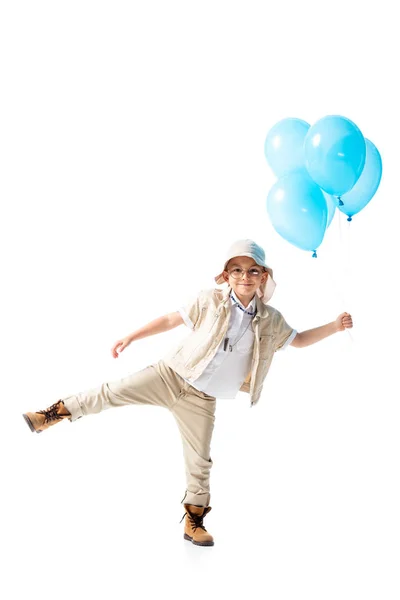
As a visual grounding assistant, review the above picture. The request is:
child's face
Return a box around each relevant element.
[222,256,268,304]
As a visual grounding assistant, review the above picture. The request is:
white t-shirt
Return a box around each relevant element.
[178,290,257,399]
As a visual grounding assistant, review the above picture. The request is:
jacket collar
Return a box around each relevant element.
[254,293,269,319]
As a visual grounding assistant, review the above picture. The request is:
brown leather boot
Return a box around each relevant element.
[180,504,214,546]
[22,400,72,433]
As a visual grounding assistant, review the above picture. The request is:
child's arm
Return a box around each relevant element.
[290,312,353,348]
[129,312,184,341]
[111,312,184,358]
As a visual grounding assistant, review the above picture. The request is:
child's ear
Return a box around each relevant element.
[222,270,229,283]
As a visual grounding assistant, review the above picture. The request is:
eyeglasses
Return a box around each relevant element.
[227,267,265,279]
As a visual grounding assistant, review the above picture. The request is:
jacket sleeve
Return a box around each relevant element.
[178,291,204,330]
[274,310,298,351]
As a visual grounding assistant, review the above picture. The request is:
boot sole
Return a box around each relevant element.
[22,414,42,433]
[184,533,214,546]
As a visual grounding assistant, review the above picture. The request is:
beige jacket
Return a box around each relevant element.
[163,286,296,408]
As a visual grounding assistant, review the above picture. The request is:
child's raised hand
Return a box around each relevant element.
[335,312,353,332]
[111,336,132,358]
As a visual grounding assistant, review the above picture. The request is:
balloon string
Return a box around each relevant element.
[346,217,354,341]
[337,210,354,343]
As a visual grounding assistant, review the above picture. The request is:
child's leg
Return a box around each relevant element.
[62,361,181,421]
[170,378,216,508]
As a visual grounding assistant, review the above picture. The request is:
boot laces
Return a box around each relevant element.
[179,509,208,532]
[37,401,64,423]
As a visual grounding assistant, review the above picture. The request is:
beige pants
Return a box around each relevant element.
[62,359,216,507]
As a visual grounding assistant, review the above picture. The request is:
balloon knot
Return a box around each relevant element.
[312,250,317,258]
[347,216,352,222]
[338,197,344,206]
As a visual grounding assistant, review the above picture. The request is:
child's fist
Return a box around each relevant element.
[335,312,353,332]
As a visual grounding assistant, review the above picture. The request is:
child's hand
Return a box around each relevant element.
[111,336,132,358]
[335,312,353,332]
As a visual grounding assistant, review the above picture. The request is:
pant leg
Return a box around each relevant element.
[62,361,181,422]
[61,358,216,507]
[170,378,216,508]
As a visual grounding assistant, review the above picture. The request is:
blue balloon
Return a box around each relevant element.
[338,139,382,221]
[304,115,366,197]
[322,191,337,228]
[267,169,328,256]
[264,118,310,177]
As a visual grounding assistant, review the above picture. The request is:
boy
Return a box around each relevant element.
[22,239,353,547]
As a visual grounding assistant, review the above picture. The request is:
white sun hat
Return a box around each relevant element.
[214,239,277,304]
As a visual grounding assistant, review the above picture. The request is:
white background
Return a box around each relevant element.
[1,1,399,599]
